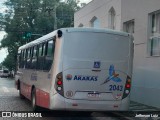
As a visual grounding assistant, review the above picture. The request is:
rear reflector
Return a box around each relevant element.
[72,103,78,106]
[114,105,118,108]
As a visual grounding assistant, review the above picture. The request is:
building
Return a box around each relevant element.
[74,0,160,108]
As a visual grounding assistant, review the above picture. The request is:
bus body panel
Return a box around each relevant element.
[50,93,129,111]
[63,67,127,101]
[15,28,133,111]
[62,32,132,105]
[15,31,59,109]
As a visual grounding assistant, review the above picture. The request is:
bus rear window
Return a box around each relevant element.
[64,32,129,61]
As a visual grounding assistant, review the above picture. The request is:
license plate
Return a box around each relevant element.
[88,93,100,98]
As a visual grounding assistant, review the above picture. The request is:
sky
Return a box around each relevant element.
[0,0,92,63]
[0,0,8,63]
[79,0,92,4]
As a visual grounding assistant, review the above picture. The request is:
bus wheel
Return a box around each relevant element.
[19,83,25,99]
[31,88,38,111]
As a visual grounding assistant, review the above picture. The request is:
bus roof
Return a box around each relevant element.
[66,27,130,36]
[19,27,130,50]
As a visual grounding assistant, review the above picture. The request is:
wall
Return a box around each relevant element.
[74,0,160,108]
[121,0,160,108]
[74,0,122,30]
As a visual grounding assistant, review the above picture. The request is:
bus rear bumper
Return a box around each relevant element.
[50,94,129,111]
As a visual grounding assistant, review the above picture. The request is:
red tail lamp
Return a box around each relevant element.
[57,80,62,85]
[126,84,131,88]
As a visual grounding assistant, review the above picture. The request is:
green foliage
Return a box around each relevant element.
[1,53,16,71]
[0,0,80,70]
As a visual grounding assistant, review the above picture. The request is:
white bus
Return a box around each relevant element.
[15,28,133,111]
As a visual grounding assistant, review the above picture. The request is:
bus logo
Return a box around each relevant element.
[73,75,98,81]
[66,74,72,80]
[94,61,101,68]
[101,65,122,85]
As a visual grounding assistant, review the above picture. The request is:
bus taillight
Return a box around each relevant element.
[122,76,131,99]
[126,84,131,88]
[57,80,62,85]
[55,72,64,96]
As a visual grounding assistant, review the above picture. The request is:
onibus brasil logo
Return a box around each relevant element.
[101,65,122,85]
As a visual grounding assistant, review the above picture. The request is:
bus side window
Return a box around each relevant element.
[27,47,32,69]
[26,48,29,69]
[42,43,46,56]
[18,50,22,68]
[43,40,55,71]
[37,43,45,70]
[21,50,25,68]
[31,45,38,69]
[47,40,54,57]
[37,44,41,70]
[24,49,28,68]
[17,50,22,68]
[38,44,43,57]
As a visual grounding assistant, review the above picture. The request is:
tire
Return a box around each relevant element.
[31,88,39,111]
[19,83,25,99]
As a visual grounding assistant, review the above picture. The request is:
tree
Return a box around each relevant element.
[0,0,80,71]
[1,54,16,71]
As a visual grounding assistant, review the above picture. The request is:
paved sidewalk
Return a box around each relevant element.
[129,101,160,111]
[112,101,160,120]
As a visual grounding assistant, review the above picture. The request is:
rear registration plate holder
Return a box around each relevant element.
[88,93,100,98]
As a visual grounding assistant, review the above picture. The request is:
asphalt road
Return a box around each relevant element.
[0,77,122,120]
[0,77,159,120]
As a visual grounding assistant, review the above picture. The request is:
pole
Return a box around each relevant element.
[54,5,57,30]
